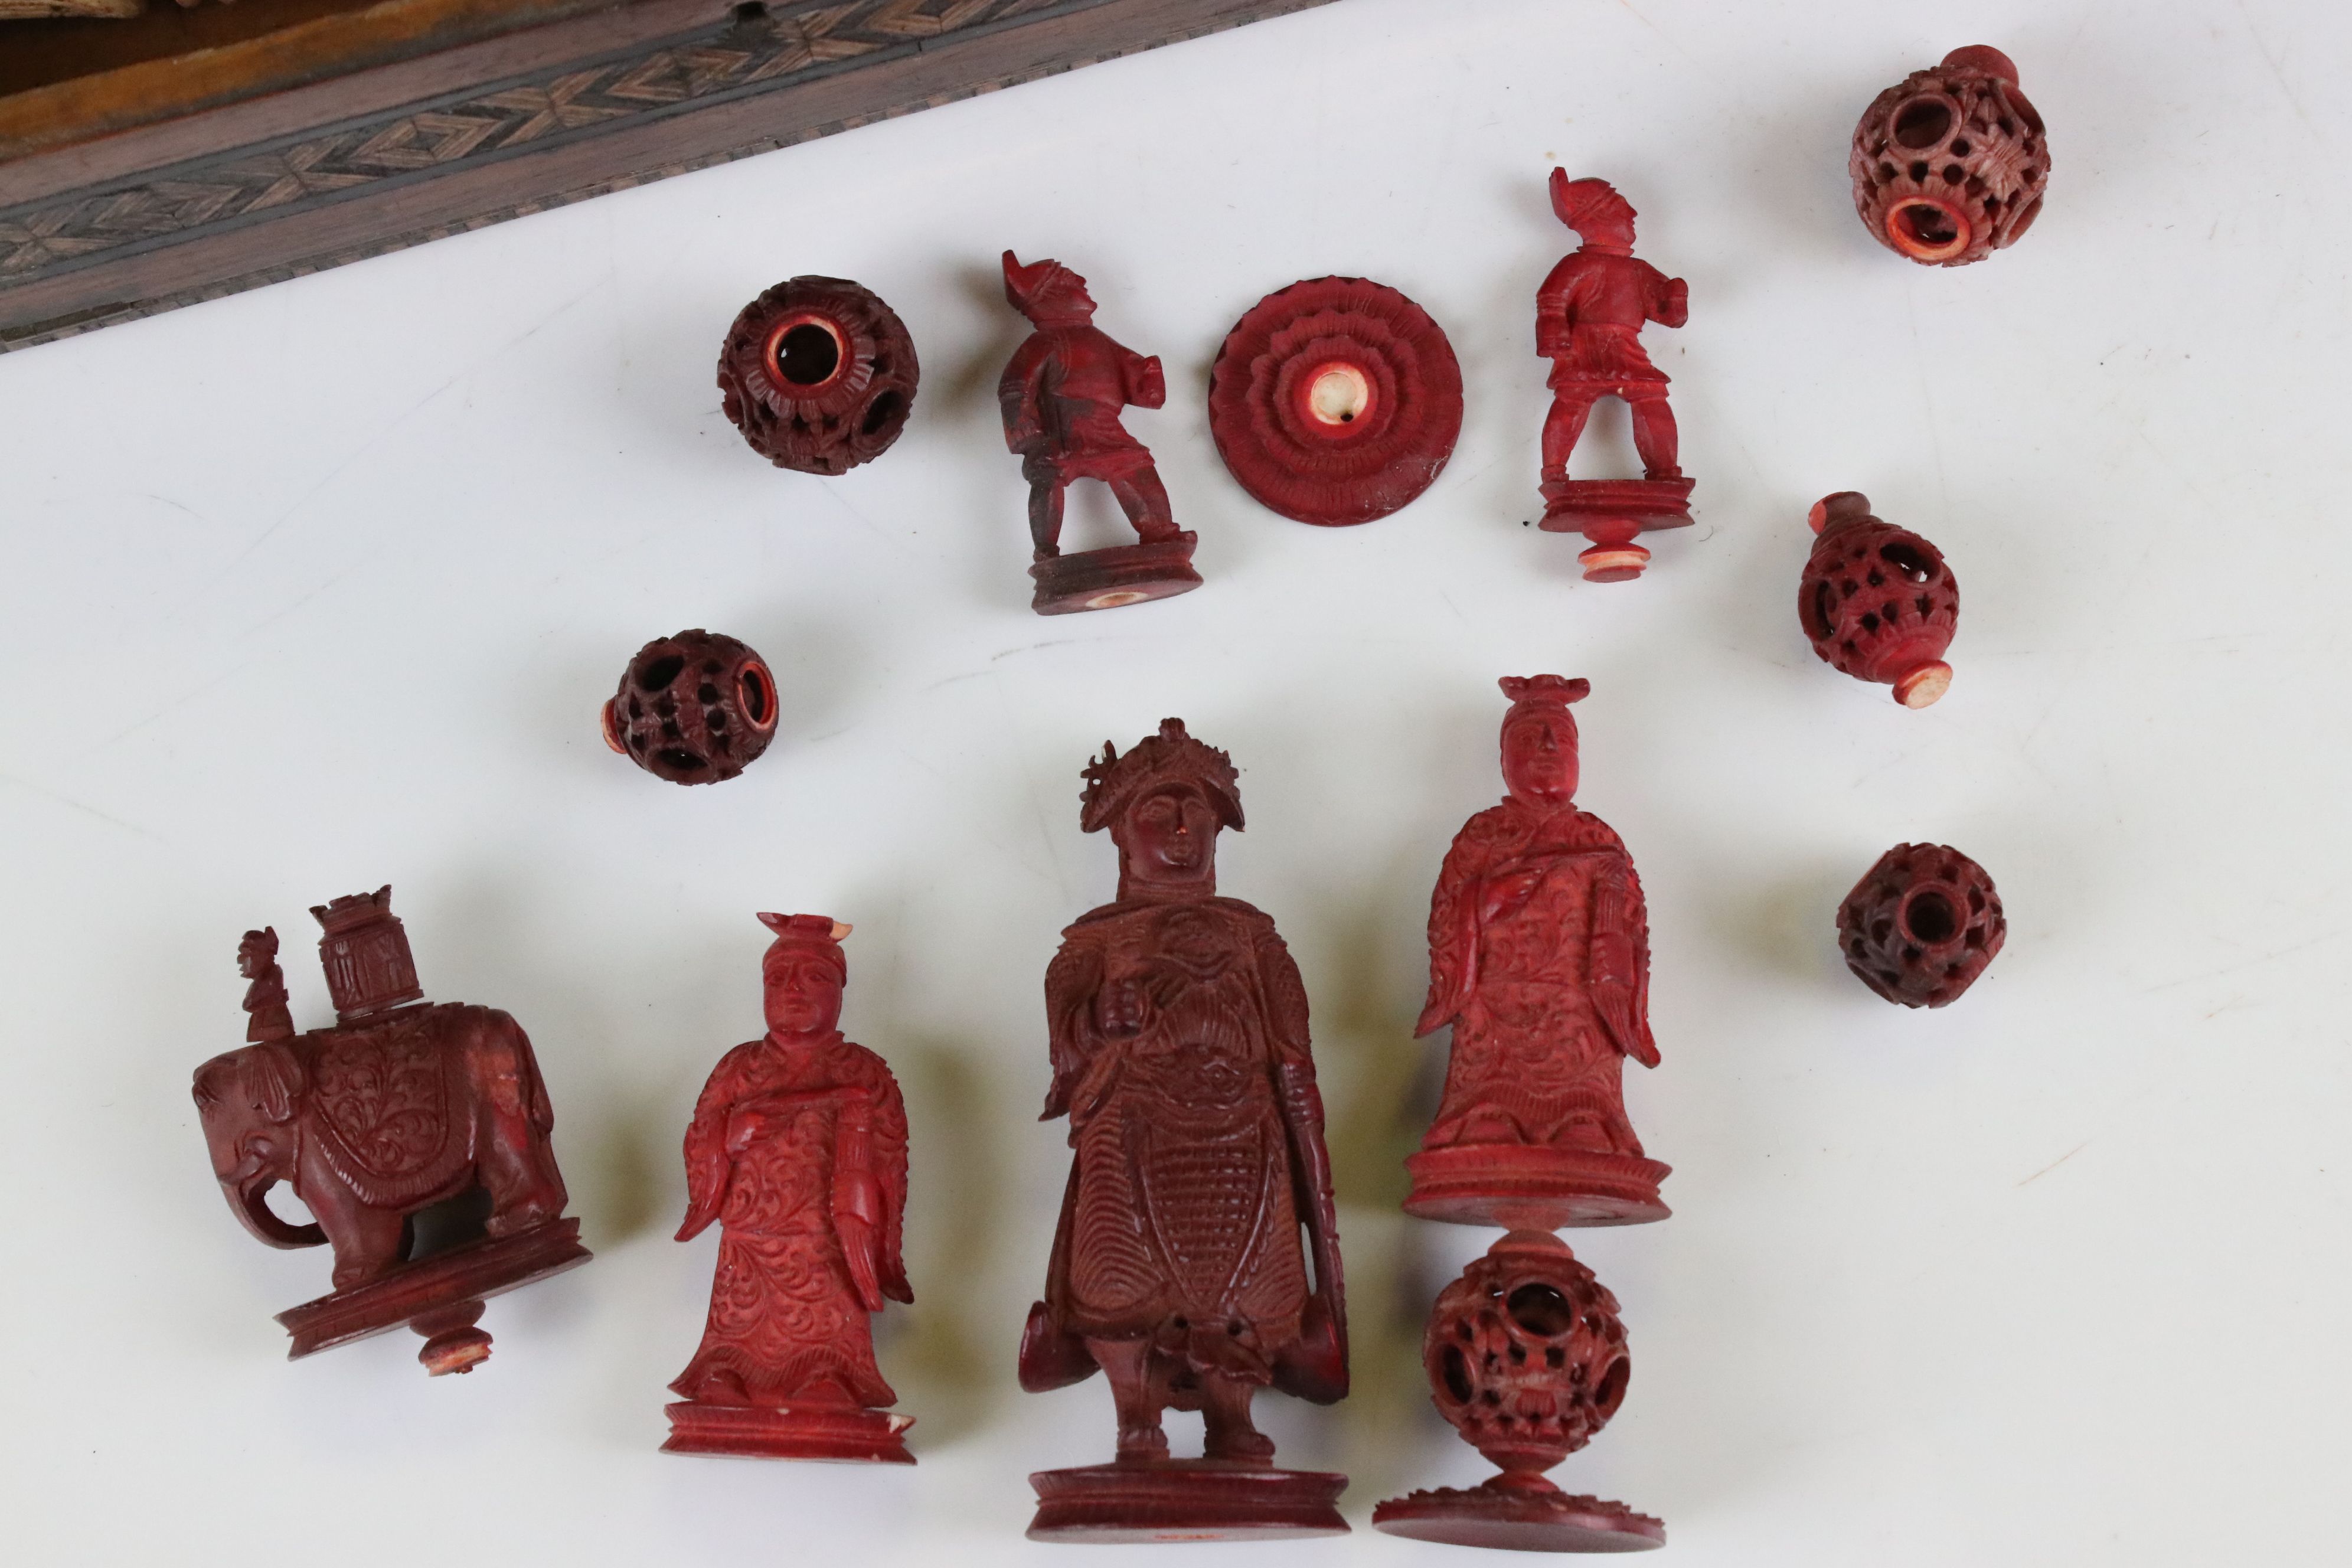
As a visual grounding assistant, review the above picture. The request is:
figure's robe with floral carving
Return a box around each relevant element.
[1416,798,1660,1156]
[1035,896,1336,1395]
[672,1033,907,1409]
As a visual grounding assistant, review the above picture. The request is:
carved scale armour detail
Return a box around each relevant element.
[308,1004,469,1208]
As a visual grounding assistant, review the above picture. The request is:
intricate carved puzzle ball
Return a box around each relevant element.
[1850,46,2051,266]
[1837,842,2007,1007]
[602,629,778,785]
[718,276,919,475]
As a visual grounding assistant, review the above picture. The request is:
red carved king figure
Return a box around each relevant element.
[665,914,916,1464]
[1404,677,1670,1228]
[1020,719,1349,1541]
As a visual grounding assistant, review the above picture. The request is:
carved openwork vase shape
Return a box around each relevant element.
[1799,492,1959,707]
[718,276,919,473]
[1838,844,2007,1007]
[1207,276,1464,526]
[603,629,779,785]
[1851,46,2050,266]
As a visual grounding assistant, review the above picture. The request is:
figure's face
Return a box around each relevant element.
[1502,713,1580,805]
[763,952,844,1037]
[1119,785,1221,886]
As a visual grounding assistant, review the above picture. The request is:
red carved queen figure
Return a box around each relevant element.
[1404,677,1670,1229]
[1019,720,1350,1541]
[664,914,916,1464]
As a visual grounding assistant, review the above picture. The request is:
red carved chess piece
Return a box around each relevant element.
[1838,844,2007,1007]
[1799,491,1961,707]
[602,629,779,785]
[191,888,589,1374]
[1020,720,1349,1540]
[1373,1231,1663,1551]
[1377,678,1665,1549]
[1403,678,1670,1229]
[1536,174,1694,583]
[718,276,919,473]
[665,915,916,1463]
[1851,47,2050,266]
[999,252,1201,616]
[1207,276,1463,527]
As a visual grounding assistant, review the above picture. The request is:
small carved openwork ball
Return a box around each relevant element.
[1799,491,1959,707]
[1207,276,1462,526]
[1851,46,2050,266]
[1838,843,2007,1007]
[1423,1233,1628,1480]
[602,630,778,786]
[717,276,919,475]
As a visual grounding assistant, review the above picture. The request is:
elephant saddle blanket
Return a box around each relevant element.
[307,1003,465,1206]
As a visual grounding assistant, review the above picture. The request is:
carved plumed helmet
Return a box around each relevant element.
[1002,250,1095,322]
[1548,171,1638,238]
[1500,673,1590,728]
[758,912,850,983]
[1080,718,1244,835]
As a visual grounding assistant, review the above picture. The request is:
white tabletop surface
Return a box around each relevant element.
[4,1,2346,1562]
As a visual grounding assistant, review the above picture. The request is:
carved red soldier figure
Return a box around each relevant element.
[1020,720,1348,1540]
[1405,678,1669,1228]
[999,251,1201,616]
[191,888,589,1374]
[665,915,914,1462]
[1535,173,1696,582]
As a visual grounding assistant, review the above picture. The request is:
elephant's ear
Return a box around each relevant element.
[246,1042,304,1123]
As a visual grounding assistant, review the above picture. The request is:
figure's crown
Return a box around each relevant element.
[1500,674,1592,710]
[757,912,850,978]
[310,884,397,935]
[309,884,422,1021]
[1080,718,1244,834]
[1549,171,1638,234]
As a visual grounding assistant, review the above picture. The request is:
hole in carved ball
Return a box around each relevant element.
[1893,97,1953,149]
[1951,138,1972,157]
[1880,541,1936,583]
[1440,1344,1474,1404]
[1305,362,1371,427]
[1505,1282,1576,1338]
[861,390,904,437]
[1804,580,1837,639]
[656,748,706,775]
[636,654,685,692]
[1892,202,1964,254]
[1593,1355,1629,1416]
[739,666,773,727]
[775,322,842,387]
[1904,890,1959,945]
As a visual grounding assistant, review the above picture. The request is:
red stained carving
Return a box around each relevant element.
[1535,173,1694,582]
[718,276,919,474]
[191,888,588,1374]
[602,629,779,785]
[1406,677,1670,1230]
[999,251,1201,616]
[1851,47,2050,266]
[1799,491,1960,707]
[1373,1231,1663,1551]
[665,915,916,1463]
[1019,720,1349,1541]
[1838,844,2007,1007]
[1207,276,1463,527]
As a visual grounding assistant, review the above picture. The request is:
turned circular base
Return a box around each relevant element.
[1029,535,1202,616]
[662,1402,914,1464]
[1893,661,1953,707]
[1405,1143,1671,1229]
[1027,1462,1348,1543]
[1577,542,1651,583]
[1373,1486,1664,1553]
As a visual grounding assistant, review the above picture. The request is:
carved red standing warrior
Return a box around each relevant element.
[1799,491,1960,707]
[665,915,915,1463]
[1406,677,1670,1229]
[1534,174,1695,583]
[1020,720,1349,1541]
[191,888,589,1374]
[999,252,1201,616]
[1851,47,2050,266]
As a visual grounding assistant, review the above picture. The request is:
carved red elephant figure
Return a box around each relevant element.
[192,1001,570,1292]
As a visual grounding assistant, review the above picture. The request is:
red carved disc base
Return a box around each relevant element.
[1373,1481,1664,1553]
[663,1402,914,1464]
[274,1217,591,1371]
[1030,534,1202,616]
[1404,1145,1671,1229]
[1027,1462,1349,1543]
[1540,478,1695,583]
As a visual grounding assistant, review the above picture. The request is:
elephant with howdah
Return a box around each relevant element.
[193,1001,569,1292]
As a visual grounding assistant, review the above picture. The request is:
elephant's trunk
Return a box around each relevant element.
[225,1162,326,1249]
